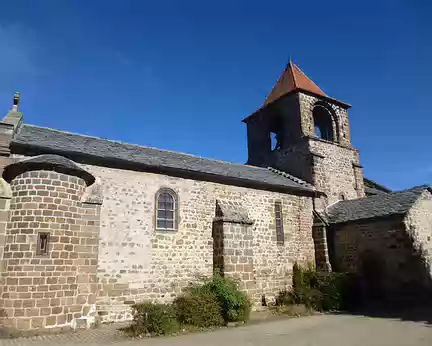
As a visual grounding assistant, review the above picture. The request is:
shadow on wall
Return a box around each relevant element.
[345,230,432,325]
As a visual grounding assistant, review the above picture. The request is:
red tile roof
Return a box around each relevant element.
[242,61,351,123]
[264,61,327,106]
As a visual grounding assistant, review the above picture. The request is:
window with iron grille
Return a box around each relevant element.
[36,232,50,256]
[275,201,284,244]
[155,188,178,231]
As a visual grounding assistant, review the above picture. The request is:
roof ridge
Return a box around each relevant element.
[326,184,429,224]
[289,61,298,89]
[292,62,326,96]
[267,167,315,190]
[22,124,244,164]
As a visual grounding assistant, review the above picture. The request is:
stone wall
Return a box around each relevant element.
[245,93,302,166]
[213,221,257,300]
[270,142,313,184]
[270,137,363,206]
[331,214,432,302]
[309,138,364,204]
[0,167,100,331]
[79,164,315,320]
[331,216,405,274]
[404,190,432,284]
[312,223,331,272]
[298,93,351,146]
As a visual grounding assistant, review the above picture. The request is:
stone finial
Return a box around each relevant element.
[12,92,20,111]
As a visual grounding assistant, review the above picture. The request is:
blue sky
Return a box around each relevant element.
[0,0,431,191]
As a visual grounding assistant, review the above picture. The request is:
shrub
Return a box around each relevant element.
[318,272,349,311]
[174,285,224,328]
[275,304,314,317]
[202,275,251,323]
[293,262,318,290]
[275,289,295,306]
[323,272,359,310]
[277,262,354,312]
[294,286,324,310]
[125,302,179,337]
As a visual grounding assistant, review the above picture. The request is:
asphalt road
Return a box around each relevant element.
[2,314,432,346]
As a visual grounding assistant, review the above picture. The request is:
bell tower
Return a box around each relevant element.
[244,61,365,206]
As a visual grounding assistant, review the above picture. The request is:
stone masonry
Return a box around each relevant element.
[244,89,365,208]
[83,164,315,322]
[213,200,257,300]
[331,205,432,303]
[404,190,432,285]
[0,156,102,331]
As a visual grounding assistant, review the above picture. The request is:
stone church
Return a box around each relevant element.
[0,61,431,331]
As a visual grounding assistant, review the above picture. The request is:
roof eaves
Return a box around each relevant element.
[329,211,408,225]
[11,126,317,196]
[242,89,351,123]
[327,185,430,225]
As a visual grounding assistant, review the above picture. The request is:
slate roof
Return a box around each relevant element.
[3,154,95,185]
[363,177,392,196]
[327,185,430,224]
[10,124,315,194]
[364,186,389,196]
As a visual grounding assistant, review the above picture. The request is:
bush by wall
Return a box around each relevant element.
[174,285,224,328]
[202,274,251,323]
[318,272,354,311]
[124,302,179,337]
[276,262,354,312]
[124,275,252,337]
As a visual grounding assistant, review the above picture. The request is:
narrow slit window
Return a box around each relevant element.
[275,201,284,244]
[37,232,50,256]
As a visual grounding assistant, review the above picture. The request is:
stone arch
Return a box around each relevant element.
[312,101,340,143]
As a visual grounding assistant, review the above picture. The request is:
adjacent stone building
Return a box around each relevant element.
[0,61,431,331]
[327,185,432,303]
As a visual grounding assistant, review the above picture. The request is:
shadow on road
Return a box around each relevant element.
[334,304,432,325]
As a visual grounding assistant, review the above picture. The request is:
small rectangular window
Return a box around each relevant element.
[275,201,284,245]
[36,232,50,256]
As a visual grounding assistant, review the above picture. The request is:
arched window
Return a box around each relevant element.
[313,105,334,142]
[155,188,178,231]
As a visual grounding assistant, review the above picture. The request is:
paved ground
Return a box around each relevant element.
[1,314,431,346]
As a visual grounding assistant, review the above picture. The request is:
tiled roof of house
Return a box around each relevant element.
[264,61,326,106]
[327,185,430,224]
[11,124,316,194]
